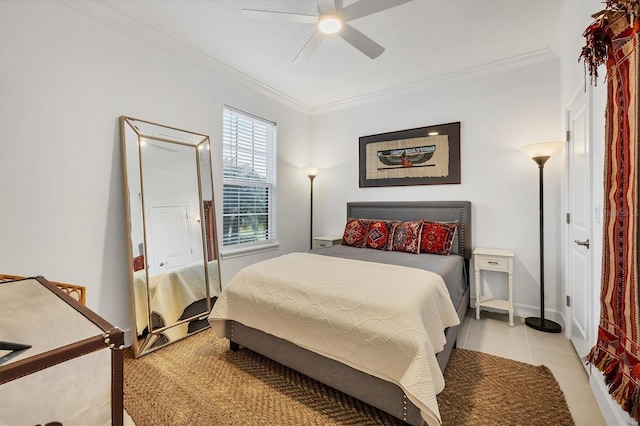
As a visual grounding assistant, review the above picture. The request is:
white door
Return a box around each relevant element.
[567,85,593,362]
[149,204,193,273]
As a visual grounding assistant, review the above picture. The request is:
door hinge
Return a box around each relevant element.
[566,130,571,142]
[566,295,571,307]
[566,213,571,224]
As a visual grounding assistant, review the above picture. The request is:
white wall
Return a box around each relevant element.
[309,59,565,321]
[0,0,311,333]
[555,0,606,344]
[557,0,607,329]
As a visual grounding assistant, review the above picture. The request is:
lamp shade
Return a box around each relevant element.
[304,167,320,178]
[521,142,564,160]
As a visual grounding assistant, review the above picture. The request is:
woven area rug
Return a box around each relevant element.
[124,328,574,425]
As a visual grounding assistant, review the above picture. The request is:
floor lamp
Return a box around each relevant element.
[521,141,564,333]
[304,167,319,250]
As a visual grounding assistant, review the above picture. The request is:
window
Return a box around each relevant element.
[222,107,277,249]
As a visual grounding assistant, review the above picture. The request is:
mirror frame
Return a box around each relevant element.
[119,116,221,357]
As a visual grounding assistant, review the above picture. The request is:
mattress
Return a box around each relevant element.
[209,252,460,425]
[311,244,467,309]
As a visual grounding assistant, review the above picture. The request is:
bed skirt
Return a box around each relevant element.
[224,285,469,426]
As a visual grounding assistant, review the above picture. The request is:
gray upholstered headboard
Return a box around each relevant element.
[346,201,473,259]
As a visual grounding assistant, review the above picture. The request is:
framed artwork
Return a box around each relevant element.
[359,121,461,187]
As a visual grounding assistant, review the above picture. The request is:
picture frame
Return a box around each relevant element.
[359,121,461,187]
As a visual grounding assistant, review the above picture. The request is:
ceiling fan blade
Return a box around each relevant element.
[316,0,335,15]
[241,9,318,24]
[294,31,324,64]
[340,0,413,22]
[334,0,344,13]
[339,24,385,59]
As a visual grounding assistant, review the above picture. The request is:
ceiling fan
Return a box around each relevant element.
[241,0,413,63]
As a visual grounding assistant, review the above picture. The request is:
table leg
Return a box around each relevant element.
[508,272,514,327]
[475,268,481,320]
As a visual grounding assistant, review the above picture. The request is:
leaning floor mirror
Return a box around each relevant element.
[119,116,221,357]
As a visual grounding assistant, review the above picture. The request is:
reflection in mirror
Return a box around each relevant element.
[120,117,221,357]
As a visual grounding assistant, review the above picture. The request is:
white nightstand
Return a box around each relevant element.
[473,247,515,326]
[313,235,342,249]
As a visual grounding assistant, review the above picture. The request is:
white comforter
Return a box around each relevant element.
[208,253,460,425]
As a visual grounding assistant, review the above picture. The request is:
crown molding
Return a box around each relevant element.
[309,48,559,115]
[59,0,312,115]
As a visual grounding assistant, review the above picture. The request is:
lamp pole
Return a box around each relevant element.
[521,141,563,333]
[304,167,319,250]
[308,174,315,250]
[524,156,561,332]
[537,159,546,327]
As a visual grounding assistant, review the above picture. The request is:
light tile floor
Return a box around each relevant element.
[460,309,607,426]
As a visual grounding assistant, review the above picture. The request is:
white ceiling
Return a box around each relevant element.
[76,0,568,111]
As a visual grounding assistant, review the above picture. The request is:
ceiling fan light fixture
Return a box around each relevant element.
[318,15,342,34]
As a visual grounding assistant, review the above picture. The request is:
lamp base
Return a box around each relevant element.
[525,317,562,333]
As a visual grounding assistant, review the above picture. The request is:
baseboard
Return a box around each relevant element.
[470,298,565,328]
[590,368,636,426]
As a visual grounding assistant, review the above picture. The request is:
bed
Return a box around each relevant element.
[208,201,472,426]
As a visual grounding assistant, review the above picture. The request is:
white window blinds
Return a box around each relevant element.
[222,107,277,248]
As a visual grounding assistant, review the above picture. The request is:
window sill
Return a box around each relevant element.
[220,241,280,260]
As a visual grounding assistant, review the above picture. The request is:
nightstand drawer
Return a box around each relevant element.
[476,256,509,271]
[316,240,337,248]
[313,236,342,249]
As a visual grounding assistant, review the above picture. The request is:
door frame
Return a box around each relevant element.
[563,82,595,361]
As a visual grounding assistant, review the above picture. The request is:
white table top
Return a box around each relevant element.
[0,279,102,365]
[473,247,515,257]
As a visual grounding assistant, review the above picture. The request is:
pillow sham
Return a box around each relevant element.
[342,217,372,248]
[365,219,396,250]
[420,221,458,255]
[390,220,423,254]
[133,255,145,272]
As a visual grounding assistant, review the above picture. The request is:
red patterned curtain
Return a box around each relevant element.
[581,1,639,421]
[203,200,217,262]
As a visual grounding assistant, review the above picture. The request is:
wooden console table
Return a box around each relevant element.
[0,276,123,425]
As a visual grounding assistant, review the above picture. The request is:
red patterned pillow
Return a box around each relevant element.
[342,217,372,248]
[420,222,458,255]
[133,255,145,272]
[366,220,396,250]
[390,220,423,254]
